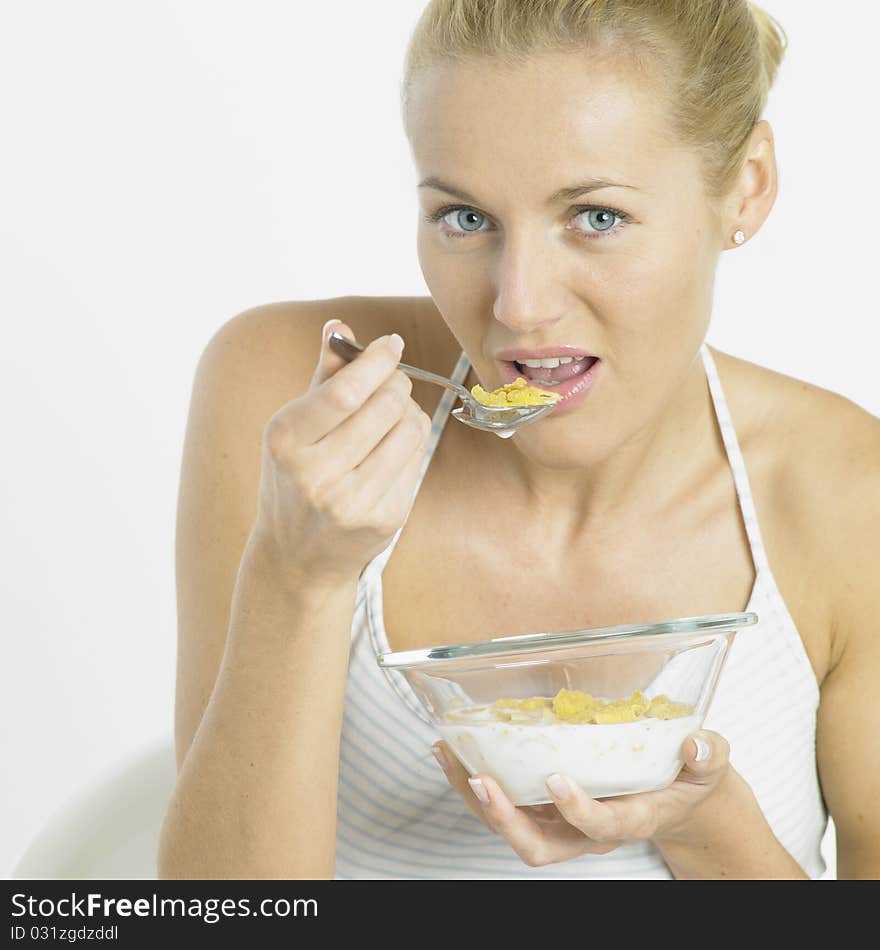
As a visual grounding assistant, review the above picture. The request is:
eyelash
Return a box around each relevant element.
[423,203,630,241]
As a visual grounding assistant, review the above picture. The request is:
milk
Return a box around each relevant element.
[439,711,702,805]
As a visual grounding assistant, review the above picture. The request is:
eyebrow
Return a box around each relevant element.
[418,176,638,205]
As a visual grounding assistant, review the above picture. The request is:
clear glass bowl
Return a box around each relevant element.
[377,612,756,805]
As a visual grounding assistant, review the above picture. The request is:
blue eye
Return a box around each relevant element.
[578,208,618,234]
[448,208,486,232]
[423,204,629,240]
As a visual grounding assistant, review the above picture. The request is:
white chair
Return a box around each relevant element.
[10,738,176,880]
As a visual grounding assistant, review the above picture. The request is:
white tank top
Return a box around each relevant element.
[333,344,829,879]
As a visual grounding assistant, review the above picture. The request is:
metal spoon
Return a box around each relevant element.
[328,332,559,438]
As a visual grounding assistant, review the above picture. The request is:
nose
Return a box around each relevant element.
[492,233,566,335]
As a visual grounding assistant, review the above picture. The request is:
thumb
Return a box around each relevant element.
[677,729,730,787]
[310,318,355,388]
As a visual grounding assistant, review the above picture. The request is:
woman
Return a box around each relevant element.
[158,0,879,879]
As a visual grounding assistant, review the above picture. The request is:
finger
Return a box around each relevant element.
[521,803,565,825]
[299,324,405,445]
[306,388,426,520]
[433,741,543,847]
[544,773,645,846]
[308,318,349,388]
[676,729,730,787]
[431,742,494,827]
[360,407,433,519]
[435,743,597,867]
[329,377,424,474]
[475,771,610,866]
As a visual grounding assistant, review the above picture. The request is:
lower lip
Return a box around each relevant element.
[497,357,601,416]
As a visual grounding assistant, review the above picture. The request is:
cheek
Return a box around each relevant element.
[589,228,713,422]
[417,231,488,326]
[415,232,473,341]
[595,228,714,347]
[416,227,438,283]
[417,228,467,298]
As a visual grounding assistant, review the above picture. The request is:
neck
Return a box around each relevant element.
[470,348,716,552]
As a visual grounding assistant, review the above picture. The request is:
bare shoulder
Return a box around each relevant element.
[711,346,880,667]
[201,294,450,414]
[709,345,879,490]
[202,295,421,378]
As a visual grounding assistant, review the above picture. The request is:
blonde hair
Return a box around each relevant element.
[401,0,787,205]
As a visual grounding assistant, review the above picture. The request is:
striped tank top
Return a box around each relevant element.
[333,343,829,879]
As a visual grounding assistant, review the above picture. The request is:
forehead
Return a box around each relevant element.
[407,51,686,198]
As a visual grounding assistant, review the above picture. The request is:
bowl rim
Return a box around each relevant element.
[376,611,758,670]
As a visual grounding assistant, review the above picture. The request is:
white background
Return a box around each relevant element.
[2,0,876,878]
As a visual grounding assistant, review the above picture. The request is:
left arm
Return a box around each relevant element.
[811,402,880,879]
[659,394,880,879]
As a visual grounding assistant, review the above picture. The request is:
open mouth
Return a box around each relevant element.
[510,355,599,387]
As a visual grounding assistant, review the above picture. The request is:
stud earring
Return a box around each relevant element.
[733,230,746,245]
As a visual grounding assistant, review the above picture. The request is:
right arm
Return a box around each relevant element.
[156,302,432,879]
[158,540,360,879]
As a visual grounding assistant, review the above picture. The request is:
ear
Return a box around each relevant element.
[722,119,779,248]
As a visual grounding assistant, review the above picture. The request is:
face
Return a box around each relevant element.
[408,50,726,465]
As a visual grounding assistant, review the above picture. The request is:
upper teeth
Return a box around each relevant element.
[516,356,584,368]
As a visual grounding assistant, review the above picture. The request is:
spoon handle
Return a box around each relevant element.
[328,332,471,401]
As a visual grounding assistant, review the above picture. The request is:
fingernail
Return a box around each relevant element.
[693,735,711,762]
[546,773,571,800]
[431,744,449,771]
[468,777,490,804]
[387,333,405,357]
[322,318,342,342]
